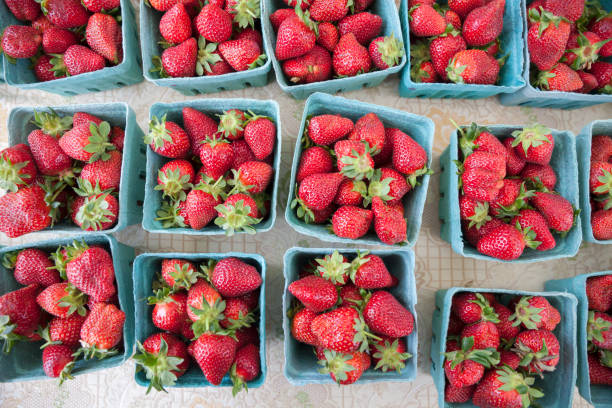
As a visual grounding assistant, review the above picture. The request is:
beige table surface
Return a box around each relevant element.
[1,6,612,404]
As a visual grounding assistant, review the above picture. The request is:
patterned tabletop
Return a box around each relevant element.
[0,8,611,403]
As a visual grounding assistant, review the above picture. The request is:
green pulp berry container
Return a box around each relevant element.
[0,0,19,83]
[7,102,146,236]
[142,98,281,235]
[439,124,582,262]
[3,0,143,96]
[133,252,267,389]
[285,92,433,247]
[431,287,578,408]
[0,234,136,383]
[283,247,418,385]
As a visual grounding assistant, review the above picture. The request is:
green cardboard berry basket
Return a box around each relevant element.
[439,124,582,262]
[285,92,433,247]
[3,0,143,96]
[142,98,281,235]
[282,247,418,384]
[431,287,577,408]
[0,234,135,382]
[133,252,267,389]
[7,102,146,236]
[0,0,19,83]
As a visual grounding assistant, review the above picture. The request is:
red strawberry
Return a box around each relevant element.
[309,205,336,224]
[308,114,354,145]
[510,295,560,331]
[364,290,414,337]
[589,61,612,93]
[312,250,351,285]
[230,344,260,395]
[412,60,439,83]
[592,135,612,162]
[461,150,506,201]
[155,37,197,77]
[270,8,296,31]
[70,192,118,231]
[149,0,180,11]
[448,0,486,19]
[511,124,554,165]
[244,114,275,160]
[531,191,575,232]
[317,22,338,51]
[58,121,113,162]
[82,0,120,12]
[160,258,199,290]
[348,113,385,153]
[319,350,371,384]
[462,0,505,47]
[410,4,446,37]
[1,25,42,58]
[275,12,317,61]
[186,278,222,324]
[353,0,374,12]
[42,344,75,381]
[36,282,86,318]
[196,4,232,43]
[444,337,499,388]
[86,13,122,63]
[156,159,195,200]
[296,146,334,183]
[463,218,505,247]
[231,161,273,195]
[43,314,87,348]
[332,205,373,239]
[235,28,262,48]
[536,63,583,92]
[513,329,560,374]
[42,28,77,54]
[477,223,525,260]
[0,285,42,346]
[338,12,382,45]
[230,141,256,170]
[590,16,612,57]
[234,326,259,349]
[214,193,261,235]
[11,248,59,287]
[586,274,612,312]
[587,311,612,350]
[445,9,462,29]
[66,245,115,302]
[588,353,612,385]
[579,69,601,93]
[149,290,189,334]
[389,128,428,179]
[527,9,571,71]
[199,136,233,180]
[429,31,467,79]
[289,275,337,312]
[211,257,262,297]
[40,0,90,28]
[334,140,374,180]
[334,179,364,206]
[493,302,521,341]
[462,320,500,350]
[333,33,371,76]
[217,109,245,140]
[72,112,102,127]
[445,383,475,403]
[513,209,556,251]
[146,116,191,159]
[34,55,65,82]
[451,292,498,324]
[311,306,371,352]
[543,0,584,22]
[80,150,122,191]
[592,209,612,240]
[218,39,265,72]
[497,350,521,370]
[185,181,225,229]
[371,196,408,245]
[290,307,319,345]
[4,0,41,21]
[520,163,556,190]
[457,123,507,159]
[160,3,192,44]
[369,35,404,70]
[53,44,106,76]
[296,172,343,210]
[0,184,53,237]
[562,32,608,71]
[189,333,237,385]
[134,332,190,392]
[32,15,54,32]
[309,0,350,22]
[503,137,526,175]
[282,45,332,84]
[181,107,217,156]
[472,366,544,407]
[447,49,500,84]
[0,144,37,192]
[78,303,124,357]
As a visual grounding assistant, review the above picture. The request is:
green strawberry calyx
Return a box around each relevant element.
[133,338,184,394]
[373,33,404,69]
[31,108,73,137]
[228,0,261,29]
[511,124,552,156]
[495,365,544,408]
[217,110,245,138]
[83,121,115,163]
[339,145,375,181]
[58,283,88,317]
[587,310,612,344]
[468,201,492,230]
[214,198,263,236]
[372,338,412,373]
[444,336,500,369]
[362,169,391,207]
[315,250,351,285]
[509,296,544,330]
[317,349,356,383]
[155,198,188,228]
[513,338,558,376]
[468,293,500,323]
[190,297,226,337]
[196,37,223,76]
[155,168,193,201]
[0,314,28,354]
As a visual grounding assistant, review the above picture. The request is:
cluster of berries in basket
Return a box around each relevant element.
[585,274,612,387]
[587,133,612,240]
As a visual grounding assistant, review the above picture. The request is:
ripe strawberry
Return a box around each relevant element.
[520,163,556,190]
[1,25,42,58]
[369,35,404,70]
[217,109,245,140]
[149,0,180,11]
[311,250,350,285]
[291,307,319,345]
[160,4,192,44]
[78,303,124,358]
[444,9,462,29]
[218,39,266,72]
[149,290,189,334]
[134,332,190,393]
[155,159,195,200]
[275,12,317,61]
[511,124,554,165]
[66,245,116,302]
[235,326,259,349]
[586,275,612,312]
[364,290,414,337]
[338,12,382,45]
[244,114,275,160]
[160,259,197,290]
[42,313,87,348]
[11,248,59,287]
[457,123,507,159]
[0,184,53,237]
[410,4,446,37]
[477,223,525,260]
[334,179,364,206]
[592,134,612,162]
[296,146,334,183]
[80,150,122,192]
[531,191,575,232]
[562,32,608,71]
[185,180,225,229]
[82,0,120,12]
[347,113,385,153]
[462,0,505,46]
[319,350,371,384]
[411,60,438,83]
[230,161,273,195]
[179,108,216,156]
[230,344,260,395]
[370,168,410,205]
[448,0,486,19]
[282,45,332,84]
[333,33,371,77]
[42,344,75,381]
[189,333,237,385]
[445,383,475,403]
[27,127,72,169]
[72,112,102,127]
[429,31,467,79]
[154,37,197,77]
[42,27,78,54]
[195,4,232,43]
[513,329,560,374]
[70,192,119,231]
[389,128,428,179]
[462,320,500,350]
[186,278,222,324]
[37,282,86,318]
[317,22,338,51]
[58,121,113,162]
[527,9,571,71]
[40,0,90,28]
[371,196,408,245]
[5,0,41,21]
[235,28,262,48]
[592,209,612,240]
[212,257,262,297]
[309,0,350,22]
[472,366,544,407]
[536,63,583,92]
[0,284,42,346]
[461,150,506,201]
[588,311,612,350]
[590,16,612,57]
[589,61,612,92]
[296,172,343,210]
[447,49,500,84]
[334,140,374,180]
[307,114,354,145]
[510,295,560,331]
[444,337,499,388]
[146,116,191,159]
[543,0,584,22]
[353,0,374,12]
[32,15,54,33]
[451,292,498,324]
[86,13,122,64]
[332,205,373,239]
[503,137,526,175]
[462,218,505,247]
[590,161,612,196]
[52,44,106,76]
[231,140,256,169]
[0,144,37,192]
[198,136,233,180]
[289,275,337,312]
[34,55,65,82]
[493,302,521,341]
[311,306,372,353]
[270,8,296,31]
[513,209,556,251]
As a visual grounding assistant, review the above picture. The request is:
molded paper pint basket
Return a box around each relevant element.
[545,272,612,408]
[8,102,146,235]
[577,120,612,244]
[0,0,19,83]
[3,0,143,96]
[142,98,281,234]
[140,0,271,95]
[499,0,612,109]
[285,92,433,246]
[439,124,582,262]
[431,287,578,408]
[282,247,418,385]
[398,0,525,99]
[0,234,136,383]
[133,252,267,389]
[262,0,406,99]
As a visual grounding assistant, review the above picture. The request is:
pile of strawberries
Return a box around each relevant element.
[527,0,612,93]
[291,112,430,244]
[147,0,266,78]
[587,133,612,240]
[408,0,506,85]
[444,292,562,406]
[133,257,262,395]
[288,250,414,384]
[1,0,123,82]
[0,109,125,237]
[585,274,612,388]
[456,123,577,260]
[147,107,276,234]
[0,241,125,382]
[269,0,404,84]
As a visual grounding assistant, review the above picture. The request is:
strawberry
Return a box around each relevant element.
[589,61,612,93]
[0,144,37,192]
[513,209,556,251]
[562,32,608,71]
[536,63,583,91]
[334,140,374,180]
[196,4,233,43]
[66,245,116,302]
[86,13,122,64]
[497,350,521,370]
[347,113,385,153]
[230,344,260,395]
[587,311,612,350]
[160,3,192,44]
[217,109,245,140]
[353,0,374,12]
[186,278,222,325]
[214,193,262,235]
[296,146,334,183]
[291,307,319,345]
[503,137,526,176]
[0,284,41,349]
[70,191,119,231]
[231,161,273,195]
[589,352,612,385]
[592,209,612,240]
[462,218,504,247]
[338,12,382,45]
[42,28,78,54]
[527,8,571,71]
[154,37,197,78]
[149,290,189,334]
[270,8,296,31]
[319,350,371,384]
[282,45,332,83]
[511,124,554,165]
[447,49,500,84]
[185,179,226,229]
[198,136,233,180]
[189,333,237,385]
[477,223,526,260]
[58,121,113,162]
[10,248,59,287]
[80,150,122,192]
[459,196,491,229]
[493,302,521,341]
[543,0,584,22]
[307,114,354,145]
[317,22,338,51]
[78,302,125,358]
[590,161,612,196]
[520,163,556,190]
[181,107,217,156]
[42,313,87,348]
[410,4,446,37]
[296,172,343,210]
[36,282,86,318]
[0,184,53,237]
[445,383,476,403]
[389,128,428,180]
[312,250,351,285]
[445,9,462,29]
[42,344,75,381]
[333,33,371,76]
[591,134,612,162]
[155,159,195,200]
[368,168,410,205]
[448,0,486,19]
[32,15,54,32]
[244,114,275,160]
[289,275,337,312]
[134,333,190,393]
[332,205,373,239]
[149,0,179,11]
[73,112,102,127]
[211,257,262,297]
[371,196,408,244]
[146,115,191,159]
[531,191,575,233]
[509,295,560,331]
[370,336,411,373]
[51,44,106,76]
[462,0,505,47]
[40,0,90,29]
[4,0,41,21]
[451,292,498,324]
[429,30,467,79]
[461,150,506,202]
[369,35,404,70]
[412,60,439,83]
[349,252,392,289]
[457,123,507,160]
[309,0,350,22]
[311,306,373,352]
[364,290,414,337]
[1,25,42,58]
[472,366,544,407]
[334,179,364,206]
[160,258,198,290]
[82,0,120,12]
[34,55,65,82]
[590,16,612,57]
[308,205,336,224]
[513,329,560,374]
[218,39,266,72]
[462,320,500,350]
[275,12,317,61]
[444,337,499,388]
[235,28,263,48]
